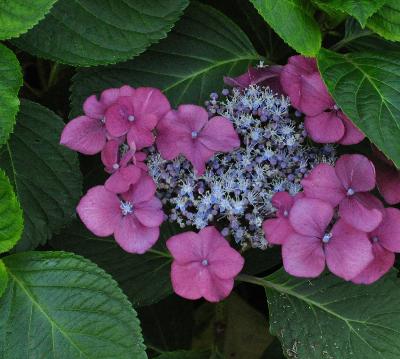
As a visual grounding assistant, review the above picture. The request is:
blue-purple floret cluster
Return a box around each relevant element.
[147,85,336,248]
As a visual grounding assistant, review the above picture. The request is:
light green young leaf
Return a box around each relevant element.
[0,169,23,253]
[0,100,82,251]
[0,0,57,40]
[368,0,400,41]
[0,261,8,299]
[0,44,22,147]
[250,0,321,56]
[0,251,146,358]
[70,2,259,117]
[12,0,189,66]
[260,269,400,358]
[317,49,400,167]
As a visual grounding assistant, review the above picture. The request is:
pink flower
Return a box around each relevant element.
[301,154,383,232]
[352,208,400,284]
[77,174,164,254]
[166,226,244,302]
[60,85,135,154]
[280,55,364,145]
[105,87,170,150]
[156,105,240,175]
[371,147,400,205]
[262,192,303,245]
[282,198,373,280]
[224,65,283,94]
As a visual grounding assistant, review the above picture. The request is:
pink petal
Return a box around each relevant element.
[200,273,234,302]
[114,216,159,254]
[271,191,294,215]
[301,163,344,206]
[134,197,164,227]
[119,85,136,97]
[339,193,383,232]
[338,112,365,145]
[325,219,373,281]
[101,140,119,170]
[208,246,244,279]
[170,262,203,300]
[375,161,400,205]
[198,226,231,253]
[60,116,106,155]
[199,116,240,152]
[371,207,400,252]
[305,112,345,143]
[289,198,334,237]
[181,140,215,176]
[125,174,156,204]
[335,154,376,192]
[176,104,208,132]
[77,186,121,237]
[132,87,171,122]
[351,243,395,284]
[262,218,294,245]
[282,233,325,278]
[127,126,155,150]
[83,95,105,120]
[167,231,203,263]
[100,88,121,106]
[105,97,134,137]
[105,165,142,193]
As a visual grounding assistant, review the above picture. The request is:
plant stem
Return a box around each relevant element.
[148,248,172,259]
[48,63,60,88]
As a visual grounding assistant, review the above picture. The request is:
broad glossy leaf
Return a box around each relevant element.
[13,0,189,66]
[313,0,385,27]
[0,169,23,253]
[262,269,400,358]
[0,251,146,358]
[51,221,174,307]
[0,0,57,40]
[317,49,400,168]
[0,100,82,251]
[368,0,400,41]
[250,0,321,56]
[0,261,8,299]
[70,2,259,117]
[0,44,22,146]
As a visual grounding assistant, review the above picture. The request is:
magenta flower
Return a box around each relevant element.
[77,174,164,254]
[262,192,303,245]
[166,226,244,302]
[301,154,383,232]
[280,55,364,145]
[282,198,373,280]
[156,105,240,175]
[352,208,400,284]
[105,87,170,150]
[60,85,135,154]
[224,65,283,94]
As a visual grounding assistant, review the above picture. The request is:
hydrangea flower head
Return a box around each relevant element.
[280,55,364,145]
[77,174,164,254]
[282,198,373,280]
[167,226,244,302]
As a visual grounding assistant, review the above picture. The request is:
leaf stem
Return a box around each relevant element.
[148,248,172,259]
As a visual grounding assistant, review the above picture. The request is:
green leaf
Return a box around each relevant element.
[155,351,211,359]
[317,49,400,168]
[0,251,146,358]
[250,0,321,56]
[70,2,259,117]
[0,261,8,299]
[312,0,386,27]
[0,169,23,253]
[0,100,82,251]
[0,44,22,147]
[261,269,400,359]
[368,0,400,41]
[243,247,281,276]
[51,221,174,307]
[0,0,57,40]
[12,0,189,66]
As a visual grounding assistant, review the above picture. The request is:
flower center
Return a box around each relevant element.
[201,259,209,266]
[283,210,289,217]
[347,188,355,196]
[372,236,379,243]
[128,115,135,122]
[120,201,134,216]
[191,131,198,139]
[322,232,332,244]
[112,163,120,170]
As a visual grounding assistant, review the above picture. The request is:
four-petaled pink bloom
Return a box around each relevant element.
[167,226,244,302]
[352,208,400,284]
[262,192,303,245]
[77,174,164,254]
[280,55,364,145]
[282,198,373,280]
[301,154,383,232]
[156,104,240,175]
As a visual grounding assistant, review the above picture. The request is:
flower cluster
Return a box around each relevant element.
[146,84,336,248]
[263,154,400,283]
